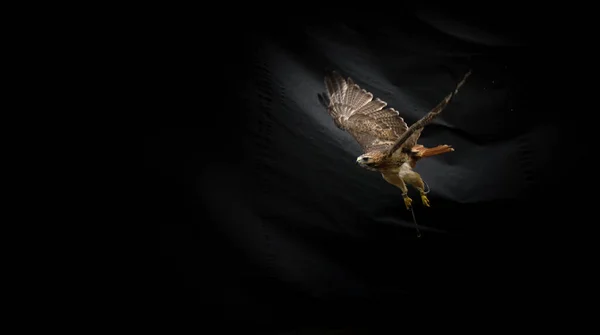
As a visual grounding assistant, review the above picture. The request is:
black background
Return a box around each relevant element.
[149,4,579,333]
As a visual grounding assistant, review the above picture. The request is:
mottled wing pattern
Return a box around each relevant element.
[318,71,409,153]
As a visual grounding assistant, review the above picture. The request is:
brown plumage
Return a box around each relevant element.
[317,70,471,209]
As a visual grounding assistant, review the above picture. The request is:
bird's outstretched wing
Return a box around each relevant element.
[317,71,410,153]
[384,69,472,158]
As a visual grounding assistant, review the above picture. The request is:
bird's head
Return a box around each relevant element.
[356,152,385,171]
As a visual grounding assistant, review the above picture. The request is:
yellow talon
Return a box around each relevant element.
[403,195,413,210]
[421,194,430,207]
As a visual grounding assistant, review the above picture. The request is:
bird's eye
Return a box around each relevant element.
[362,157,369,161]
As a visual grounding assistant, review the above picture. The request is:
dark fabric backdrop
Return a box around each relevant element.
[149,5,576,333]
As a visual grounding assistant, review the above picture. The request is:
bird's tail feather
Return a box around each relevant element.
[413,144,455,157]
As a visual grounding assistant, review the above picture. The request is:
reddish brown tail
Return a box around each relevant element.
[412,144,454,158]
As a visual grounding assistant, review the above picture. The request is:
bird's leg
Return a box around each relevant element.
[402,193,412,210]
[419,189,430,207]
[395,175,413,210]
[382,172,412,210]
[401,191,412,210]
[403,170,430,207]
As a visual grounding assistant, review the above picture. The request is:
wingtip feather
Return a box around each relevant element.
[317,93,329,108]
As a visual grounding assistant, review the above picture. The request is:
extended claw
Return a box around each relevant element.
[421,194,430,207]
[403,195,413,210]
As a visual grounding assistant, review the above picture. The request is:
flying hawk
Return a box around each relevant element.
[317,70,471,209]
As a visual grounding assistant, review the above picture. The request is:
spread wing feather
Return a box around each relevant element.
[384,69,472,157]
[318,71,412,153]
[318,69,472,159]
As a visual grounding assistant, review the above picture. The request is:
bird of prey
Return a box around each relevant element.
[317,70,471,209]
